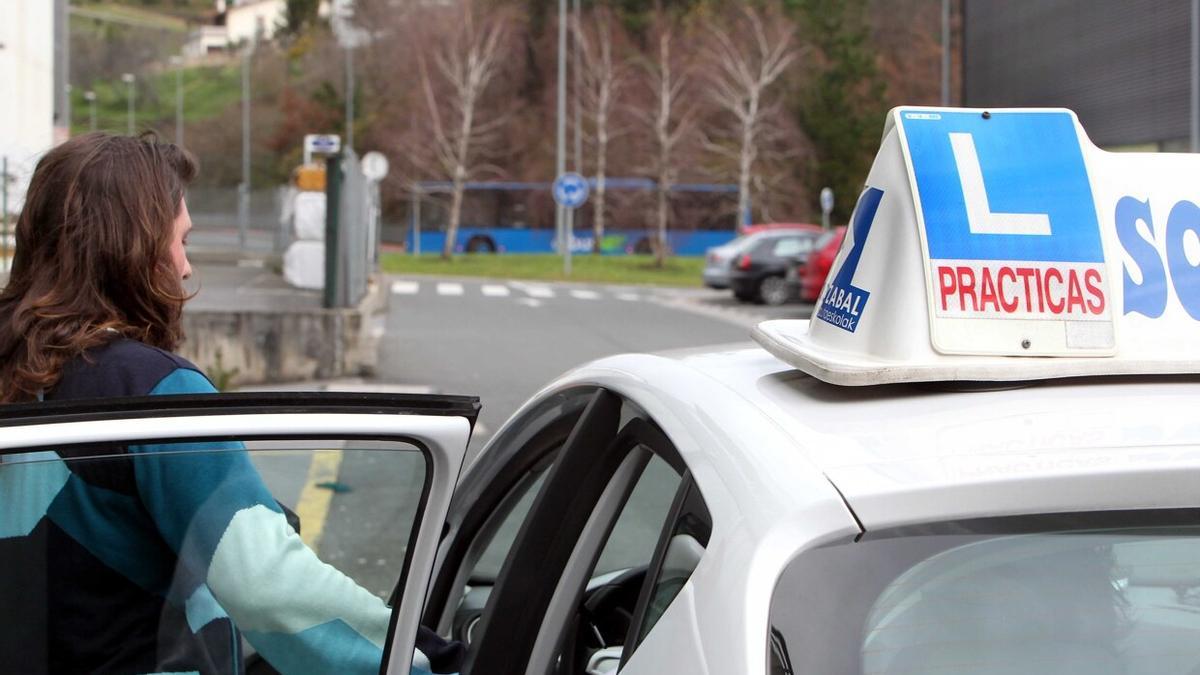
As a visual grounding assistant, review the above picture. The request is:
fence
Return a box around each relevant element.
[187,186,292,255]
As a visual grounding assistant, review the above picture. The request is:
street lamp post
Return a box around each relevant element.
[83,91,96,132]
[170,55,184,147]
[239,45,252,249]
[121,73,135,135]
[556,0,567,271]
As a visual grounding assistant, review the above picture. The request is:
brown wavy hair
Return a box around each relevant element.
[0,133,198,403]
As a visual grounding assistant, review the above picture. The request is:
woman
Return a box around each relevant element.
[0,133,461,674]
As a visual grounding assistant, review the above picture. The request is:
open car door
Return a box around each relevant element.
[0,392,477,675]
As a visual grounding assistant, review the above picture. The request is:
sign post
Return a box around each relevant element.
[552,172,590,275]
[820,187,834,230]
[362,152,389,267]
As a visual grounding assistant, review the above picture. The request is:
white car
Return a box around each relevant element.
[9,106,1200,675]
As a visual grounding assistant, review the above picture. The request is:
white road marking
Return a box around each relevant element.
[437,282,464,296]
[615,292,641,302]
[391,281,420,295]
[522,286,555,299]
[516,298,543,308]
[570,289,601,300]
[482,284,510,297]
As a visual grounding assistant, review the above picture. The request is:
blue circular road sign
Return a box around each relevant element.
[553,172,590,209]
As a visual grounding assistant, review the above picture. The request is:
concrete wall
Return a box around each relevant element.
[180,282,384,388]
[0,0,55,214]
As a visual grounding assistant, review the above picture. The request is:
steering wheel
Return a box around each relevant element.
[558,567,647,675]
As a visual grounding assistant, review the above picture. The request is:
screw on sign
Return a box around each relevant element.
[553,173,590,209]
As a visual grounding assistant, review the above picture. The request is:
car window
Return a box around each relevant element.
[772,237,814,258]
[813,228,839,249]
[470,467,550,581]
[628,478,711,652]
[593,453,681,575]
[1,439,428,675]
[769,515,1200,675]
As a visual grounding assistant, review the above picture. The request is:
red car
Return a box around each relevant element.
[787,226,846,303]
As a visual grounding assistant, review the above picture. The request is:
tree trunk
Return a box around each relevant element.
[443,173,466,259]
[737,92,759,233]
[656,171,668,267]
[592,155,606,254]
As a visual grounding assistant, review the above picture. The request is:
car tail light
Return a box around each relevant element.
[737,254,752,270]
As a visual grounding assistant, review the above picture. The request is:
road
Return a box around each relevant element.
[376,276,788,461]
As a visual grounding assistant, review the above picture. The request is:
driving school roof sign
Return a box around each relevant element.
[752,106,1200,385]
[901,110,1114,356]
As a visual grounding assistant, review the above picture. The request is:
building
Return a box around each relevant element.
[224,0,287,45]
[0,0,55,216]
[186,0,333,59]
[963,0,1192,151]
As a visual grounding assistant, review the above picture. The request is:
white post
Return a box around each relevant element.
[121,73,135,135]
[84,91,96,132]
[345,46,355,151]
[172,55,184,147]
[240,47,251,248]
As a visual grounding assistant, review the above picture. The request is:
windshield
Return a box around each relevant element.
[770,514,1200,675]
[813,229,840,251]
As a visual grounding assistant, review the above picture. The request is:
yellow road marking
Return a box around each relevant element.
[295,449,343,552]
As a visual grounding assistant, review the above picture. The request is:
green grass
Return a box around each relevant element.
[72,64,242,136]
[380,253,706,288]
[74,3,191,32]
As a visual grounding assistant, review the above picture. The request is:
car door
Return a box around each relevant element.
[0,392,476,675]
[416,388,712,675]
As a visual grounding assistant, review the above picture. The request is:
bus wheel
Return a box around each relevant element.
[465,236,497,253]
[633,237,653,255]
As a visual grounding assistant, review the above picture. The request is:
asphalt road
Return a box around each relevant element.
[376,276,768,462]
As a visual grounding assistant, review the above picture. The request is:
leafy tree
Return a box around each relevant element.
[284,0,321,37]
[788,0,887,223]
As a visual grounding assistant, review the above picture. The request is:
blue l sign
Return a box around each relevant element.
[901,110,1103,264]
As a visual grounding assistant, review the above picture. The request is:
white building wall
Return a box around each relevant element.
[0,0,55,216]
[226,0,287,44]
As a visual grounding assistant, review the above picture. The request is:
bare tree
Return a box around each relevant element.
[415,1,514,259]
[704,5,799,232]
[574,8,630,254]
[635,16,697,267]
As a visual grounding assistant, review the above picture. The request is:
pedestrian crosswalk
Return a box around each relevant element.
[390,279,652,304]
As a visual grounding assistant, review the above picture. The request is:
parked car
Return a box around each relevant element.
[727,227,822,304]
[701,224,820,290]
[784,225,847,303]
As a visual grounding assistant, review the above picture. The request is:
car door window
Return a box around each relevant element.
[625,477,711,655]
[773,237,813,258]
[593,454,682,576]
[470,466,551,582]
[0,394,475,675]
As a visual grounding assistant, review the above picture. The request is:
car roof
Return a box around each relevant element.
[559,345,1200,531]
